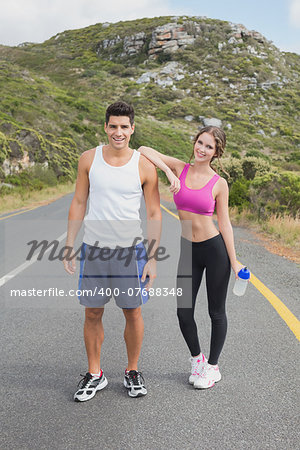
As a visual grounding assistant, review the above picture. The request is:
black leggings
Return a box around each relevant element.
[177,234,231,365]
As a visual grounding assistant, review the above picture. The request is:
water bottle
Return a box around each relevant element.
[233,267,250,296]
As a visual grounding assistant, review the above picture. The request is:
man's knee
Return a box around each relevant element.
[123,307,142,321]
[85,307,104,321]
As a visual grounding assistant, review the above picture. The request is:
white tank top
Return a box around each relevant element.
[83,145,144,248]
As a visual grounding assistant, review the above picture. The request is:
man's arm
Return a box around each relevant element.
[63,150,93,274]
[139,155,162,289]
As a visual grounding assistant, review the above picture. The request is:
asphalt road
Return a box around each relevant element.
[0,194,299,450]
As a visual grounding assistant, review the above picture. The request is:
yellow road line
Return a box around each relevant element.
[250,273,300,341]
[0,206,39,221]
[160,203,300,341]
[160,203,179,220]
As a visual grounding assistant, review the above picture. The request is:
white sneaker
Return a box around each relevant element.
[124,370,147,397]
[189,353,207,385]
[74,372,108,402]
[194,363,221,389]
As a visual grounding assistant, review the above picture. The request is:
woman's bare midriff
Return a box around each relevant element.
[178,210,219,242]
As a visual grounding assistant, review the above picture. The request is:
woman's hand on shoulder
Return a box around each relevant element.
[166,168,181,194]
[138,146,184,175]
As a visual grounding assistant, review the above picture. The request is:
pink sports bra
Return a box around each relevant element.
[173,164,220,216]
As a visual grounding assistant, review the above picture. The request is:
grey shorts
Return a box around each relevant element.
[78,242,149,308]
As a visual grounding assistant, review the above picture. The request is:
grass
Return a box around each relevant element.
[230,206,300,262]
[0,182,75,215]
[260,214,300,246]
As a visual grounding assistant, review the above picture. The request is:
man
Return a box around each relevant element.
[63,101,161,400]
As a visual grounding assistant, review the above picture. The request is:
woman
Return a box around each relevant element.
[139,126,240,389]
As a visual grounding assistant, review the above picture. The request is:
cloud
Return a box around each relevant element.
[289,0,300,27]
[0,0,183,46]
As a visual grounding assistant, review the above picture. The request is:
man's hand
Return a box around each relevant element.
[63,247,77,275]
[141,259,157,290]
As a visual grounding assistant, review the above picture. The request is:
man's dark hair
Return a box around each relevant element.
[105,101,135,126]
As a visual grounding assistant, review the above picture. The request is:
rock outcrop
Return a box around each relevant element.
[202,118,223,128]
[136,61,185,87]
[0,122,78,178]
[229,23,266,44]
[148,22,198,58]
[96,18,268,61]
[2,151,35,176]
[122,32,146,56]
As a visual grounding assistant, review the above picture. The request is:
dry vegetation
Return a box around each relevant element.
[0,182,75,216]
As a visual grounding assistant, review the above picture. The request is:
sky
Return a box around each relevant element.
[0,0,299,54]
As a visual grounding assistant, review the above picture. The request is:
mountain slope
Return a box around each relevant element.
[0,16,299,180]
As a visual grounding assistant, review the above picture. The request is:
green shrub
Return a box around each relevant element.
[109,64,126,75]
[250,172,300,217]
[0,131,9,163]
[0,185,15,196]
[48,138,78,180]
[84,129,98,146]
[245,149,270,161]
[279,126,294,137]
[119,67,138,77]
[157,53,172,64]
[29,165,58,186]
[220,158,243,182]
[73,100,90,112]
[285,149,300,163]
[281,161,300,171]
[70,123,85,134]
[5,175,22,186]
[5,165,58,189]
[229,177,250,211]
[279,173,300,216]
[242,156,271,180]
[30,178,45,190]
[231,151,241,159]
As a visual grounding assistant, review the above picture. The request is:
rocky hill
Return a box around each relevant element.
[0,15,299,184]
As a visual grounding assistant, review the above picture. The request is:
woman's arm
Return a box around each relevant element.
[138,146,184,193]
[215,178,241,278]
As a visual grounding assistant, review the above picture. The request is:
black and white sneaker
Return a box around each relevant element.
[123,370,147,398]
[74,371,108,402]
